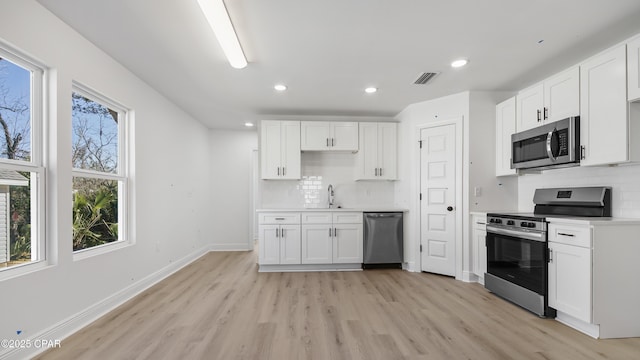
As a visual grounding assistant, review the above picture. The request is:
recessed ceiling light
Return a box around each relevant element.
[274,84,287,91]
[365,87,378,94]
[451,59,469,68]
[244,122,254,127]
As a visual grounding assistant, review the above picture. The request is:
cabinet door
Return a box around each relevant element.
[548,242,592,323]
[516,84,544,131]
[474,229,487,280]
[301,225,332,264]
[300,122,331,150]
[544,66,580,123]
[260,121,282,179]
[355,122,379,180]
[629,35,640,101]
[333,223,363,263]
[280,121,301,179]
[259,225,280,264]
[331,122,359,151]
[580,45,628,166]
[377,123,397,180]
[495,97,517,176]
[280,225,301,264]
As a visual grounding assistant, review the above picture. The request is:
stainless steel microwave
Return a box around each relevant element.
[511,116,580,170]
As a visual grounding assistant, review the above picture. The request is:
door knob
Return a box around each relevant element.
[447,206,454,211]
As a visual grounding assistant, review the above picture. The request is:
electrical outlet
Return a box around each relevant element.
[474,187,482,197]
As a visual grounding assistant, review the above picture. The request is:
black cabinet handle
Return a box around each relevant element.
[447,206,454,211]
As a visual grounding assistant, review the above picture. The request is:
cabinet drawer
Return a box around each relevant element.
[259,213,301,225]
[548,223,591,248]
[302,212,333,224]
[472,215,487,230]
[333,212,363,224]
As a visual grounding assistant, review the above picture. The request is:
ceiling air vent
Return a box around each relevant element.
[413,72,439,85]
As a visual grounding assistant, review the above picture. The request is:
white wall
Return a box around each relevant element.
[0,1,214,357]
[518,164,640,217]
[395,91,518,276]
[209,130,257,250]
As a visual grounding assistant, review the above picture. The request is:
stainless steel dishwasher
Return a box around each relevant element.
[363,212,403,268]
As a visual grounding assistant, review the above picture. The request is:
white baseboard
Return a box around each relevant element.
[555,311,600,339]
[0,246,211,360]
[461,271,479,283]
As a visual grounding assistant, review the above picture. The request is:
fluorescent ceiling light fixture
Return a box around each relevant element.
[451,59,468,68]
[274,84,287,91]
[196,0,247,69]
[365,87,378,94]
[244,122,254,127]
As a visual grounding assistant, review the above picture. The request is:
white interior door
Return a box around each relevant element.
[420,123,457,276]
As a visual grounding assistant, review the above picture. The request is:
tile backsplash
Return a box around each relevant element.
[518,163,640,218]
[260,152,395,209]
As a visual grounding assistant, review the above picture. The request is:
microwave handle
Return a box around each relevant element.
[546,130,557,161]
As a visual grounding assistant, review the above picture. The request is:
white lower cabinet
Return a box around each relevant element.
[259,211,363,271]
[301,225,333,264]
[548,241,592,323]
[470,213,487,283]
[547,219,640,338]
[258,213,301,265]
[302,212,363,264]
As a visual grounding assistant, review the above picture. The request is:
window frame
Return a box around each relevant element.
[0,42,46,278]
[71,82,131,259]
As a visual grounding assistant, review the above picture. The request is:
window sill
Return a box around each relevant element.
[73,240,133,262]
[0,260,52,282]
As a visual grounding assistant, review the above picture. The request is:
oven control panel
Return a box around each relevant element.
[487,215,547,232]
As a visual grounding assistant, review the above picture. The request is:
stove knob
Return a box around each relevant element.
[489,218,495,223]
[507,220,515,226]
[520,222,528,227]
[527,222,536,228]
[495,219,502,224]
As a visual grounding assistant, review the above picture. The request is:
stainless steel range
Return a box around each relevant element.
[485,187,611,317]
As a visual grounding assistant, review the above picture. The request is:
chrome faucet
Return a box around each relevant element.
[328,184,335,208]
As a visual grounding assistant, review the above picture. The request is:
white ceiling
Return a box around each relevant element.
[36,0,640,129]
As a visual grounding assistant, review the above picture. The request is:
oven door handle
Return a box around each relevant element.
[486,226,546,242]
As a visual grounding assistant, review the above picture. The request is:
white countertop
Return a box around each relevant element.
[546,216,640,225]
[257,207,408,213]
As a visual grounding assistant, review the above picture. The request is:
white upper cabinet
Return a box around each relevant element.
[516,66,580,131]
[628,35,640,101]
[300,121,358,151]
[579,45,635,166]
[516,83,544,131]
[544,66,580,122]
[355,122,397,180]
[495,97,517,176]
[260,120,301,179]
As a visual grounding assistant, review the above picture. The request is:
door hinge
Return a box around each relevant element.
[419,140,423,149]
[419,193,422,200]
[420,244,423,252]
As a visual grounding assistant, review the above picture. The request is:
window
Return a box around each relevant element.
[0,46,45,271]
[71,84,128,253]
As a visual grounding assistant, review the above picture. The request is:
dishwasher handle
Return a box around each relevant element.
[364,212,403,218]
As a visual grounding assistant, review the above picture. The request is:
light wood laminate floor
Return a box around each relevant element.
[37,251,640,359]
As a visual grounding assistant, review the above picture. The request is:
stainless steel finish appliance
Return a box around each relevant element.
[511,116,580,170]
[363,212,403,268]
[485,186,611,317]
